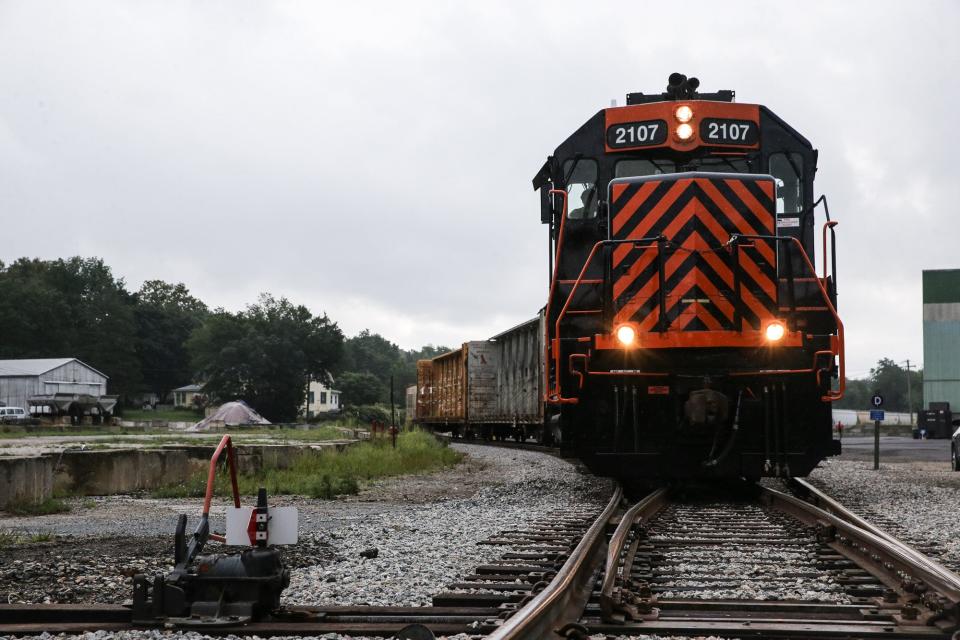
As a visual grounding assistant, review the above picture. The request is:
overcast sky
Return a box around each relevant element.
[1,1,957,377]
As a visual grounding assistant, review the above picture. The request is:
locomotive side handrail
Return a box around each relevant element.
[543,188,569,403]
[822,220,839,286]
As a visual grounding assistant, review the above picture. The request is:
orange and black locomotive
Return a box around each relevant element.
[535,74,844,480]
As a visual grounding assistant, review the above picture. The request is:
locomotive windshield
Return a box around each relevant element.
[610,153,804,214]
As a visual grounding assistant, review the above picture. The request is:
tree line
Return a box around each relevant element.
[0,257,449,421]
[836,358,924,414]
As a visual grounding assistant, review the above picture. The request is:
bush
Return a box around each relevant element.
[347,404,391,424]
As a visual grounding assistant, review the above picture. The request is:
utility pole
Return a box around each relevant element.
[903,359,914,426]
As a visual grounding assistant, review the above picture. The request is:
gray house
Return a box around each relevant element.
[0,358,116,421]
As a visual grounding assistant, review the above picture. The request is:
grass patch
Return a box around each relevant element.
[234,425,347,443]
[0,530,56,547]
[5,497,71,516]
[153,430,462,500]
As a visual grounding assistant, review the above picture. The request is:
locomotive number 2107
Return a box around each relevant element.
[700,118,758,145]
[606,119,668,149]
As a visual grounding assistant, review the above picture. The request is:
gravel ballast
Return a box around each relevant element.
[284,443,612,606]
[807,457,960,573]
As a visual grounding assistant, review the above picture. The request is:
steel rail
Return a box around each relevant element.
[760,484,960,607]
[598,487,669,621]
[789,477,960,608]
[486,483,623,640]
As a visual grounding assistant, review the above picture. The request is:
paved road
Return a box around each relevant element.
[837,436,951,462]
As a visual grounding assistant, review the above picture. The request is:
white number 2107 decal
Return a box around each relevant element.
[707,122,750,141]
[614,123,660,145]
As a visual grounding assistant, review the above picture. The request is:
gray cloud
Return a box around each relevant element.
[0,0,956,375]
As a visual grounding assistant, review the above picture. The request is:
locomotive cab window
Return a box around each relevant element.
[563,158,598,219]
[769,152,803,214]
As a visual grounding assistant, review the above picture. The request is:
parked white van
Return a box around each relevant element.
[0,407,29,423]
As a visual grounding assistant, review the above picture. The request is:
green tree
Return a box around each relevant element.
[0,257,141,397]
[836,358,923,413]
[188,294,343,421]
[341,331,401,377]
[134,280,209,400]
[338,330,452,402]
[869,358,923,414]
[337,371,387,405]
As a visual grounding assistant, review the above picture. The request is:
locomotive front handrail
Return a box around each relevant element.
[549,233,845,403]
[549,235,662,403]
[728,233,845,401]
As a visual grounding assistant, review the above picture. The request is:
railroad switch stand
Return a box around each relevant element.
[131,435,296,627]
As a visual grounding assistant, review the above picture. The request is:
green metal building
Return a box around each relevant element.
[922,269,960,411]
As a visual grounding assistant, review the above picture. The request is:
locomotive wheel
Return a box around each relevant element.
[952,446,959,472]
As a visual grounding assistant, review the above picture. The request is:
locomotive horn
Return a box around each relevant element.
[668,72,685,87]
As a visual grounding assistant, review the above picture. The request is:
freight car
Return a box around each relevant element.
[534,74,844,480]
[416,317,543,440]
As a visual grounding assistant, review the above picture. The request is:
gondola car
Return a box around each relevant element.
[534,74,844,480]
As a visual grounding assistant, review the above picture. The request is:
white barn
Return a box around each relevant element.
[0,358,115,420]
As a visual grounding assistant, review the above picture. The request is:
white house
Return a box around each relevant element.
[303,379,341,417]
[172,383,205,408]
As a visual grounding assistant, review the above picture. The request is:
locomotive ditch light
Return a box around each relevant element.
[616,324,637,346]
[764,320,786,342]
[675,123,694,141]
[675,105,693,123]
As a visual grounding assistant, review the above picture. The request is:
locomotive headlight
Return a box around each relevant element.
[676,123,694,140]
[674,105,693,123]
[765,320,786,342]
[616,324,637,346]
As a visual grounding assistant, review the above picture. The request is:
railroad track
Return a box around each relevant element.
[2,469,958,638]
[490,479,960,639]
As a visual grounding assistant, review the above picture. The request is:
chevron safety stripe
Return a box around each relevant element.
[611,176,777,332]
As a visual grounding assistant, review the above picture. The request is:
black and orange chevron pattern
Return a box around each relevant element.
[609,175,777,333]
